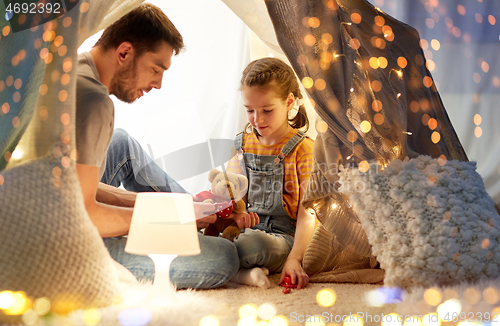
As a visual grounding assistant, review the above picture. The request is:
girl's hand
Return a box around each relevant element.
[279,258,309,289]
[231,212,259,229]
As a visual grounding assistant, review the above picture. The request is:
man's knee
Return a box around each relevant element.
[110,128,132,146]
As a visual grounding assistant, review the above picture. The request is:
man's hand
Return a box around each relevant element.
[230,212,259,229]
[193,202,217,229]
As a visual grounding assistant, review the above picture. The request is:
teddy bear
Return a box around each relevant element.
[196,169,248,242]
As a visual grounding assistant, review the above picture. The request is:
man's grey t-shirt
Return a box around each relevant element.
[76,52,114,178]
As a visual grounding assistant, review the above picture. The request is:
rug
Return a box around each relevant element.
[4,275,500,325]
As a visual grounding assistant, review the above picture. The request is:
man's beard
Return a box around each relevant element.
[109,58,139,103]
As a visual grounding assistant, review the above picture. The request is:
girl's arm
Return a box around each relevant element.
[279,176,315,289]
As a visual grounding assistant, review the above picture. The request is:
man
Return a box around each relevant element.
[76,3,254,289]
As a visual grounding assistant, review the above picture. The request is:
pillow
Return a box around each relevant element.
[0,156,119,318]
[338,155,500,288]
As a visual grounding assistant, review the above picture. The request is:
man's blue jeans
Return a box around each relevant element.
[100,129,238,289]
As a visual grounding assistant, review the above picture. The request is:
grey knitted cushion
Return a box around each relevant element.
[0,156,119,312]
[339,156,500,288]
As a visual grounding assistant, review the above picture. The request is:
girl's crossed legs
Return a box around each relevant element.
[232,228,294,288]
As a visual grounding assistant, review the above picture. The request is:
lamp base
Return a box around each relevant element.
[149,254,178,297]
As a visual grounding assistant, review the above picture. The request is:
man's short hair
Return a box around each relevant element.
[94,3,184,56]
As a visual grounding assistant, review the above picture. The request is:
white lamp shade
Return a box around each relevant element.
[125,193,201,256]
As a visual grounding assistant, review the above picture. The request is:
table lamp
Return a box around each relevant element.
[125,193,200,294]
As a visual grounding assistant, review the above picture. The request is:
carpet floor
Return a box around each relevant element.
[8,275,500,326]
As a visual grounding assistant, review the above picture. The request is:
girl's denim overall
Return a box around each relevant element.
[233,130,306,273]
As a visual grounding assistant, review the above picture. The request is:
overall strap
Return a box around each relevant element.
[281,130,306,156]
[234,132,244,152]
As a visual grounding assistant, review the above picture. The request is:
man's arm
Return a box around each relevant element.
[96,182,137,207]
[80,163,218,233]
[76,163,133,238]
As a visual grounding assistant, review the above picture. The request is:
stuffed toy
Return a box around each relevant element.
[196,169,248,242]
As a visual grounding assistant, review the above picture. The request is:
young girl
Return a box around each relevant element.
[227,57,315,289]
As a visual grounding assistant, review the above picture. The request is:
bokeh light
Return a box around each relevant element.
[80,2,90,13]
[351,13,362,24]
[366,288,404,309]
[463,288,481,305]
[304,35,316,46]
[21,310,39,326]
[33,297,50,315]
[302,77,314,89]
[438,155,447,166]
[474,114,482,125]
[61,74,70,85]
[268,315,288,326]
[374,113,384,125]
[308,17,320,28]
[2,103,10,114]
[398,57,408,68]
[475,126,482,138]
[424,288,442,306]
[371,80,382,92]
[0,291,30,315]
[84,308,101,326]
[13,92,21,103]
[239,304,258,319]
[404,316,423,326]
[258,303,277,320]
[422,313,440,326]
[359,161,369,173]
[423,76,433,88]
[437,299,461,321]
[428,118,438,130]
[484,287,499,304]
[360,121,372,133]
[239,317,258,326]
[58,45,68,56]
[315,79,326,90]
[63,17,72,27]
[305,316,325,326]
[349,38,361,49]
[200,315,219,326]
[316,288,336,307]
[12,116,20,128]
[39,84,48,95]
[40,107,48,121]
[344,314,363,326]
[457,5,466,16]
[489,15,496,25]
[382,313,403,326]
[347,130,358,142]
[58,90,68,102]
[63,59,72,73]
[316,121,328,133]
[431,131,441,144]
[372,100,382,112]
[6,75,14,87]
[118,308,152,326]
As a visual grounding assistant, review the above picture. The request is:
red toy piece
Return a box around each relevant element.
[196,190,235,218]
[282,288,291,294]
[280,276,297,288]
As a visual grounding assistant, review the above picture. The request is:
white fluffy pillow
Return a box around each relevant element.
[0,157,119,314]
[338,156,500,288]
